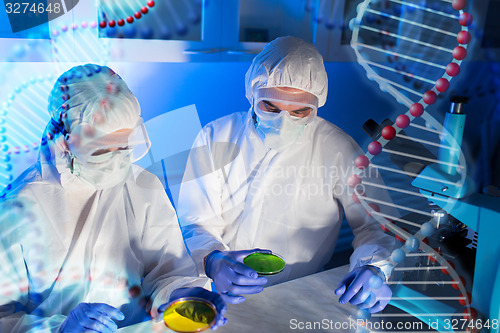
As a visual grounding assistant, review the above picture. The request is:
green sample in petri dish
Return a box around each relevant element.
[163,297,216,333]
[243,252,286,275]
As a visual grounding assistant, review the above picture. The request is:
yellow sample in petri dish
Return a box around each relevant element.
[243,252,286,275]
[163,297,216,333]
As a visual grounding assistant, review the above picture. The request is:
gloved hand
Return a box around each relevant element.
[159,287,227,330]
[205,249,270,304]
[59,303,124,333]
[334,266,392,313]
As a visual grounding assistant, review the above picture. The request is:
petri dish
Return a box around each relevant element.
[243,252,286,275]
[163,297,217,333]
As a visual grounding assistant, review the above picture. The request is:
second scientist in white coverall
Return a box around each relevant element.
[0,64,226,332]
[177,37,397,313]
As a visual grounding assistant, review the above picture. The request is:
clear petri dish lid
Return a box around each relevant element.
[243,252,286,276]
[163,297,217,333]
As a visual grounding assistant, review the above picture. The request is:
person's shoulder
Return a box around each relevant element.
[204,112,247,131]
[309,117,363,165]
[312,116,357,146]
[129,164,165,191]
[202,112,248,141]
[128,165,175,208]
[1,164,42,199]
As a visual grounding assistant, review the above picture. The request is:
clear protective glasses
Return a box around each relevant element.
[254,98,318,125]
[253,87,318,125]
[67,118,151,165]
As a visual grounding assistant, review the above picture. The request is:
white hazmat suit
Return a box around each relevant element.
[0,65,209,332]
[178,37,396,285]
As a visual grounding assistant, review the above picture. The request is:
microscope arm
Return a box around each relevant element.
[417,190,497,232]
[419,188,500,328]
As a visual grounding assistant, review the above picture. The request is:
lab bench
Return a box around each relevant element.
[117,265,432,333]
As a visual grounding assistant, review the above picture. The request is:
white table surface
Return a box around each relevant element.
[117,265,370,333]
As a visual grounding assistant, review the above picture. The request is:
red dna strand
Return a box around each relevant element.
[98,0,156,28]
[97,0,202,39]
[349,0,477,331]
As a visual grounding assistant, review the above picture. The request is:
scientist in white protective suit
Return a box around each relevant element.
[0,64,226,332]
[177,36,397,313]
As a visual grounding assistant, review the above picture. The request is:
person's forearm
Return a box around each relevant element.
[0,312,66,333]
[182,225,230,276]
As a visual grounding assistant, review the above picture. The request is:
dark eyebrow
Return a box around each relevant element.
[291,107,312,113]
[263,100,311,113]
[263,100,279,109]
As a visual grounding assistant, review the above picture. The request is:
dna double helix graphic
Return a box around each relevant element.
[97,0,202,39]
[348,0,478,331]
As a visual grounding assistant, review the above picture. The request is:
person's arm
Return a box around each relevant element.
[176,127,231,276]
[336,137,397,279]
[176,127,268,304]
[0,248,67,332]
[0,196,67,332]
[333,137,397,313]
[139,175,213,316]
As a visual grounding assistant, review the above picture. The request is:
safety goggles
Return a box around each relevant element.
[253,87,318,123]
[255,87,319,108]
[67,118,150,165]
[254,97,317,126]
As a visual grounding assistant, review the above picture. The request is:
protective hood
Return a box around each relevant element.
[245,36,328,108]
[40,64,149,188]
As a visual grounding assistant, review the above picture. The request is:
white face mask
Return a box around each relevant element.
[253,102,316,151]
[71,150,132,189]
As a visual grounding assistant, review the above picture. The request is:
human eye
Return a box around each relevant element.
[262,101,280,113]
[92,149,110,156]
[291,108,312,117]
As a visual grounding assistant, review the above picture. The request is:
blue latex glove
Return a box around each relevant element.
[334,266,392,313]
[205,249,271,304]
[158,287,227,330]
[59,303,124,333]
